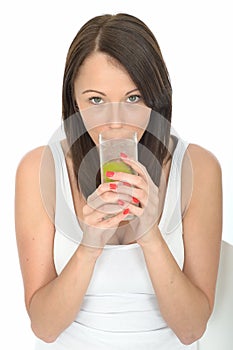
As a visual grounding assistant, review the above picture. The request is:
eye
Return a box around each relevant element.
[126,95,141,103]
[89,96,104,105]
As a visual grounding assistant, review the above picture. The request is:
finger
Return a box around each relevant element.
[91,198,133,219]
[82,203,95,216]
[84,191,133,222]
[88,184,133,210]
[117,185,147,207]
[87,181,122,204]
[85,204,132,229]
[106,171,147,191]
[85,193,122,219]
[122,203,143,218]
[102,206,132,228]
[120,155,148,180]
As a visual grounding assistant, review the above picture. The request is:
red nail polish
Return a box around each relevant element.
[106,171,114,177]
[132,197,139,204]
[110,183,117,190]
[123,208,130,215]
[120,152,128,158]
[123,182,131,187]
[118,199,124,206]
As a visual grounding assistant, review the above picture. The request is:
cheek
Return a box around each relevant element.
[131,127,145,142]
[87,127,109,146]
[86,130,98,145]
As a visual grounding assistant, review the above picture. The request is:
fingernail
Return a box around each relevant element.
[120,152,128,158]
[106,171,114,177]
[123,208,130,215]
[123,182,131,187]
[118,199,124,206]
[132,197,139,204]
[110,183,117,190]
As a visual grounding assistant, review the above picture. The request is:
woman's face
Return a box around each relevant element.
[74,52,150,145]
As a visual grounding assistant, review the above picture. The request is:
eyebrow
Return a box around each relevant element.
[81,88,139,96]
[82,89,106,96]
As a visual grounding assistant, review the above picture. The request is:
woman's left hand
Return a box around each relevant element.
[106,154,163,245]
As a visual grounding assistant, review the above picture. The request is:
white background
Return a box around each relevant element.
[0,1,232,348]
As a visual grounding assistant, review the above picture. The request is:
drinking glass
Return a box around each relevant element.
[99,129,138,220]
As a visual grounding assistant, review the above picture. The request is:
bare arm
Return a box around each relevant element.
[15,146,101,343]
[138,144,222,345]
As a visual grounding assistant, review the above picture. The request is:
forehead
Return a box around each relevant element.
[74,52,135,91]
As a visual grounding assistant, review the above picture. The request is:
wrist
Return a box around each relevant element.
[77,244,103,262]
[137,226,163,250]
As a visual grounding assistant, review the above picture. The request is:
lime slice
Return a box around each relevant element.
[102,158,135,183]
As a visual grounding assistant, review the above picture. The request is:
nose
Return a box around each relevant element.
[109,103,123,128]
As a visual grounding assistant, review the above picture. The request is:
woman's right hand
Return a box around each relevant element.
[80,181,132,252]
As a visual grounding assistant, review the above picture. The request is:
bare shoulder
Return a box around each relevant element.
[15,145,56,220]
[185,143,222,180]
[16,145,51,176]
[181,143,222,217]
[17,146,47,171]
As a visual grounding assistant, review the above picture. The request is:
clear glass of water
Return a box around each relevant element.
[98,129,138,220]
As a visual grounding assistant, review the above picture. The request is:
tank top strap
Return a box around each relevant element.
[48,141,83,244]
[159,137,189,235]
[48,141,73,205]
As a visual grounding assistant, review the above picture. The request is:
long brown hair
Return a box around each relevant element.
[62,13,172,199]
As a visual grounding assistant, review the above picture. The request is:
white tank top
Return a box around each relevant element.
[35,136,198,350]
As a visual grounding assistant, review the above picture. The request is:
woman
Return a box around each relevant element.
[15,13,222,350]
